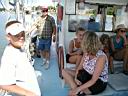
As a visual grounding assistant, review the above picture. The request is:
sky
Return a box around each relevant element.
[24,0,57,6]
[0,0,58,8]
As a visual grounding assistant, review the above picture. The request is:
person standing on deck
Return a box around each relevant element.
[30,6,56,69]
[0,20,41,96]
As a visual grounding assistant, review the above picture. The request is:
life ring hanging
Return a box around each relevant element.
[57,3,63,22]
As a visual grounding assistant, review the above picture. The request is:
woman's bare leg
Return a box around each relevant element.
[62,69,77,89]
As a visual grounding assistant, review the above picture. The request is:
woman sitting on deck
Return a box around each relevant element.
[62,32,108,96]
[66,27,85,68]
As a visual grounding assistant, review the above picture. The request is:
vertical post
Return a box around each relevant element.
[15,0,20,21]
[21,0,25,27]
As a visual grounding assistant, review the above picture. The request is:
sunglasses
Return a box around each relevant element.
[120,30,126,32]
[42,9,48,12]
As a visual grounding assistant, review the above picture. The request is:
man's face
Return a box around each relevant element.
[41,8,48,16]
[7,31,25,48]
[118,28,126,37]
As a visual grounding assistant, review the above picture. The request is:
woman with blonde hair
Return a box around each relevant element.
[66,27,85,68]
[62,32,108,96]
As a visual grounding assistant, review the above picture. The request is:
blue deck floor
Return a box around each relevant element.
[33,43,69,96]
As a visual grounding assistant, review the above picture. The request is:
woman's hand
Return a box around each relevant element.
[121,32,127,40]
[75,78,82,85]
[74,70,82,85]
[69,88,80,96]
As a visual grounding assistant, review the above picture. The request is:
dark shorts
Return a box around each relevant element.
[66,54,71,63]
[77,69,107,95]
[31,36,37,43]
[37,38,52,51]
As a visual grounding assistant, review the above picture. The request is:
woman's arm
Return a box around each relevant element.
[75,53,86,78]
[77,55,106,92]
[120,32,128,46]
[68,40,75,55]
[110,37,115,52]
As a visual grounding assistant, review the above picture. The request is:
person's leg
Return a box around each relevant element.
[113,49,125,72]
[37,39,46,65]
[114,48,128,73]
[80,88,91,95]
[43,38,52,69]
[123,48,128,73]
[40,50,47,64]
[62,69,77,89]
[45,50,50,62]
[75,55,82,68]
[109,56,114,73]
[69,55,82,68]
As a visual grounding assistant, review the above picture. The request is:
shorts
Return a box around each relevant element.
[31,36,37,43]
[37,38,52,51]
[77,69,107,95]
[66,54,71,63]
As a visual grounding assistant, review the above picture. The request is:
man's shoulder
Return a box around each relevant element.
[47,15,54,21]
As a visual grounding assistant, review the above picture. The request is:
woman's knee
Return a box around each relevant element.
[62,69,68,76]
[77,55,82,60]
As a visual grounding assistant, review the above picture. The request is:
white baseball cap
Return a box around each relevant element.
[6,23,25,35]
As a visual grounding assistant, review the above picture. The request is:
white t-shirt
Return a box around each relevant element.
[0,45,41,96]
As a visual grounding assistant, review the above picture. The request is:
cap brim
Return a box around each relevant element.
[6,23,25,35]
[114,28,127,32]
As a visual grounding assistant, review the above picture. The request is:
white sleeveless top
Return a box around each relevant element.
[72,38,81,52]
[83,50,108,82]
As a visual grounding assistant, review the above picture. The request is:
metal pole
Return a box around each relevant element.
[15,0,20,20]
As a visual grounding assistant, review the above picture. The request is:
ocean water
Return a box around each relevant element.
[0,12,8,59]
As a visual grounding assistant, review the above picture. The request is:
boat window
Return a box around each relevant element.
[68,2,125,32]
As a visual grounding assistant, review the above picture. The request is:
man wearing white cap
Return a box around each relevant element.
[0,20,41,96]
[31,6,56,69]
